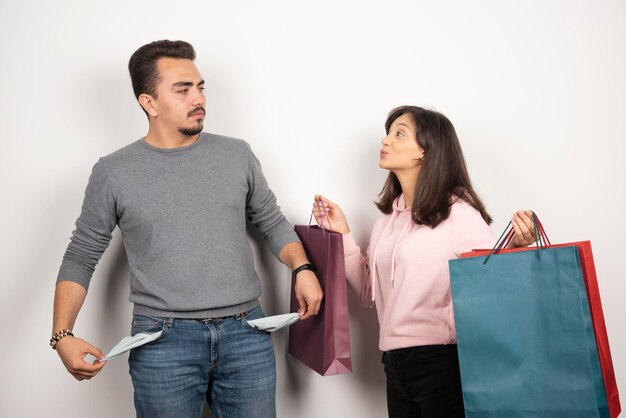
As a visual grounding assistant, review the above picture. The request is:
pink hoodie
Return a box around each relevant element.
[343,195,495,351]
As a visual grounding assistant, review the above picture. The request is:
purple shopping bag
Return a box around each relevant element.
[288,224,352,376]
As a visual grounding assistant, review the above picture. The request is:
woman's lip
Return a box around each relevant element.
[380,150,388,156]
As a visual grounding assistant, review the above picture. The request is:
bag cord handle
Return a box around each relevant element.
[308,200,333,238]
[483,211,550,265]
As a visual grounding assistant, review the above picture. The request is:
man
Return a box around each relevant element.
[51,40,323,418]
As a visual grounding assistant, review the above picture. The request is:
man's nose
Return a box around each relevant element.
[192,88,205,106]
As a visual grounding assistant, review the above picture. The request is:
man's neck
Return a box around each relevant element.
[144,125,200,149]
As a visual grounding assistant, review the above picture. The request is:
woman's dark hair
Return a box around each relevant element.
[128,40,196,100]
[375,105,492,227]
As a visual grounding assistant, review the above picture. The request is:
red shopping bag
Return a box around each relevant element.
[464,218,620,418]
[288,224,352,376]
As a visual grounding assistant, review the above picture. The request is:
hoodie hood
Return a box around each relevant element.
[392,193,412,213]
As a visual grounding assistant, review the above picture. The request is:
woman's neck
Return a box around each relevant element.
[395,168,419,208]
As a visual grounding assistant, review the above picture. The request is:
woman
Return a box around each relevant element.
[312,106,536,418]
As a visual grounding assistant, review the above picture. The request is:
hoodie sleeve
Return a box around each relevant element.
[443,200,495,257]
[343,232,374,306]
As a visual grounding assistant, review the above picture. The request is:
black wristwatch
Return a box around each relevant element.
[293,263,317,276]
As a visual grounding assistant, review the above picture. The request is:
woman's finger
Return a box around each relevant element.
[517,210,535,233]
[512,213,534,244]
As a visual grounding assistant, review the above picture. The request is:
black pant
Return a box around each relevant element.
[382,344,465,418]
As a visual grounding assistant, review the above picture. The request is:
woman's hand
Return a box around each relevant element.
[312,195,350,234]
[507,210,537,248]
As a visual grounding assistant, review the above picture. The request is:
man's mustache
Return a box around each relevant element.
[188,107,206,117]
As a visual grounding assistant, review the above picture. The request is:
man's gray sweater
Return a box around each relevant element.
[57,133,299,318]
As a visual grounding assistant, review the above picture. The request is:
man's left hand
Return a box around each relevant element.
[294,270,324,320]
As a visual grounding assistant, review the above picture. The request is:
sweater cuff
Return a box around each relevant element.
[56,261,92,291]
[342,232,361,256]
[268,226,301,259]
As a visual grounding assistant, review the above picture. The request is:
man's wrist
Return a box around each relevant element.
[293,263,317,277]
[50,329,74,350]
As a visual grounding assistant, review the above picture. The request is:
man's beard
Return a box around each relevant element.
[178,123,203,136]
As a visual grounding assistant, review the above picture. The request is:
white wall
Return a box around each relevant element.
[1,1,625,417]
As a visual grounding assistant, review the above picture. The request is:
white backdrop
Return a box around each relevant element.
[1,1,625,417]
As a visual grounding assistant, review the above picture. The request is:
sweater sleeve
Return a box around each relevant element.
[56,158,118,291]
[245,143,299,258]
[443,200,495,257]
[343,232,373,306]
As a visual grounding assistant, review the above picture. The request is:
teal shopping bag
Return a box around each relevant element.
[449,220,608,418]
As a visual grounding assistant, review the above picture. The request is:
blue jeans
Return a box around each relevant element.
[128,305,276,418]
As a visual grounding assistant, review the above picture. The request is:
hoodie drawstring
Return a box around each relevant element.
[370,211,398,302]
[389,216,413,289]
[370,204,413,302]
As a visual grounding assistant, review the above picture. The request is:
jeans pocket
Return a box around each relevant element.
[241,306,271,335]
[131,315,165,336]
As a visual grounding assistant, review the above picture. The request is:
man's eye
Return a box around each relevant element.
[178,89,188,94]
[199,87,205,92]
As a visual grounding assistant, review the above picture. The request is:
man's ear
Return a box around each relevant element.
[138,94,158,118]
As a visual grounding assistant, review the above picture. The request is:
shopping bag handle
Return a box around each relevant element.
[535,216,551,245]
[308,200,333,238]
[483,211,550,265]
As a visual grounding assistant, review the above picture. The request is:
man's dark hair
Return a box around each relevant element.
[128,40,196,100]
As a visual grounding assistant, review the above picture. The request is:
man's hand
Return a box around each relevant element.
[294,270,324,320]
[56,336,106,381]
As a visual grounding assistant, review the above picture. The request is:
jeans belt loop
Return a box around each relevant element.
[235,310,248,321]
